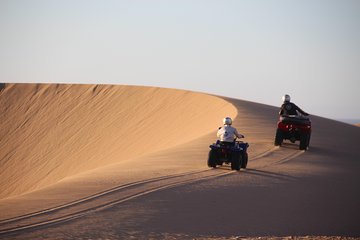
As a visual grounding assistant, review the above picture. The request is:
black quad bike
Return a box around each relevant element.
[274,115,311,150]
[208,139,249,171]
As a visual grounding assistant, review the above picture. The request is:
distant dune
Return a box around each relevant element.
[0,84,236,199]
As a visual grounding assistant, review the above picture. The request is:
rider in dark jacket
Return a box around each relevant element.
[279,94,309,116]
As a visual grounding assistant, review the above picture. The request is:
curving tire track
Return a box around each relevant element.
[0,170,208,225]
[0,146,304,236]
[0,169,233,236]
[249,146,304,169]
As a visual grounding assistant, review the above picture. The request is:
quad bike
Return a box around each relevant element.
[274,115,311,150]
[208,139,249,171]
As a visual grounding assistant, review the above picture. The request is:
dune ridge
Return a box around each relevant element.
[0,83,236,199]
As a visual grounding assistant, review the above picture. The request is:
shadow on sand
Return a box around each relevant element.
[243,168,298,181]
[280,142,301,150]
[214,165,298,181]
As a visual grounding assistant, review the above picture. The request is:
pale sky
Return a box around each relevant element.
[1,0,359,120]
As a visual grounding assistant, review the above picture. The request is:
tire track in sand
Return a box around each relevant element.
[0,146,304,236]
[250,146,304,169]
[0,169,232,236]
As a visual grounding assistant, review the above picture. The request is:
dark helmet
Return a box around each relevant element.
[282,94,291,102]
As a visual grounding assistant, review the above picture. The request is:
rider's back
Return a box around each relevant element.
[217,125,238,142]
[280,102,298,116]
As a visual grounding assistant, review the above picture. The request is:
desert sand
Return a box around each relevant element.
[0,83,359,239]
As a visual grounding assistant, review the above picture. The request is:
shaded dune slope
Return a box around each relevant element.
[0,84,236,199]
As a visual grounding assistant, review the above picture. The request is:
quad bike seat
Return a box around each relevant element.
[280,115,311,125]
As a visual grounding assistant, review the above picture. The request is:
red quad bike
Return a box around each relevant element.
[274,115,311,150]
[208,139,249,171]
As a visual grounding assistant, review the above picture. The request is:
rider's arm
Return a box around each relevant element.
[279,104,285,115]
[217,127,222,138]
[294,104,309,116]
[234,128,244,138]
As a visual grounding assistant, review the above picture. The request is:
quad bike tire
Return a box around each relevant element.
[207,149,217,168]
[274,129,283,146]
[299,133,310,150]
[241,152,248,169]
[231,152,242,171]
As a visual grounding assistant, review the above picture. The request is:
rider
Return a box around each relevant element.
[279,94,309,116]
[217,117,244,145]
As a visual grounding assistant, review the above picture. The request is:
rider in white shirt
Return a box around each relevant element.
[217,117,244,144]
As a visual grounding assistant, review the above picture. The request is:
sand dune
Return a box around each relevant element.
[0,84,236,199]
[0,83,359,239]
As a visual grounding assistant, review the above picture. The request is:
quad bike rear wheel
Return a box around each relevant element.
[241,152,248,169]
[299,133,310,150]
[274,129,283,146]
[207,149,217,168]
[231,152,242,171]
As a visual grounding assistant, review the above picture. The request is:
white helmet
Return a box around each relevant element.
[282,94,291,102]
[223,117,232,125]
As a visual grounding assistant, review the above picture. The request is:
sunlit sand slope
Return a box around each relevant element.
[0,84,236,199]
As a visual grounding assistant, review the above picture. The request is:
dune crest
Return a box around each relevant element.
[0,84,236,199]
